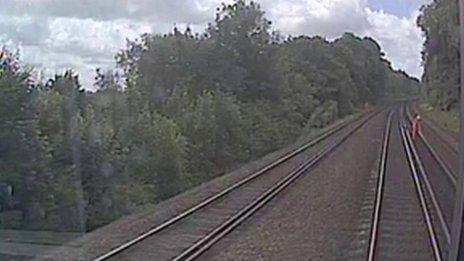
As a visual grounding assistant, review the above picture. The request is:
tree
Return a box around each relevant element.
[35,72,87,231]
[418,0,459,110]
[0,0,420,232]
[179,91,245,182]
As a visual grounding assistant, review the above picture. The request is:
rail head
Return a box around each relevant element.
[367,110,394,261]
[92,109,381,261]
[404,105,457,187]
[400,120,442,261]
[368,106,442,261]
[403,121,451,245]
[172,106,382,261]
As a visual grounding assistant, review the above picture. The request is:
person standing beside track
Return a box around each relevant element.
[411,113,422,141]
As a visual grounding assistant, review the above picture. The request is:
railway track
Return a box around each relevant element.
[403,106,455,257]
[410,104,458,155]
[400,111,442,260]
[366,107,442,260]
[366,110,393,261]
[93,110,380,261]
[406,106,457,186]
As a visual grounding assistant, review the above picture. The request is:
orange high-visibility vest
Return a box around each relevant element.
[412,118,421,140]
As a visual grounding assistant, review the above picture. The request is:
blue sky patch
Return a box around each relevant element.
[368,0,424,17]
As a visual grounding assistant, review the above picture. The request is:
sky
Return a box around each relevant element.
[0,0,431,89]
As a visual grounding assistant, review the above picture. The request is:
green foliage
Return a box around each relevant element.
[418,0,459,110]
[125,107,187,202]
[241,99,302,158]
[178,91,245,181]
[0,0,419,232]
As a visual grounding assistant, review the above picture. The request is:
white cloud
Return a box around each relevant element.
[263,0,370,38]
[6,17,153,89]
[364,9,424,77]
[45,18,152,58]
[0,0,426,89]
[259,0,424,78]
[0,0,221,24]
[0,15,50,46]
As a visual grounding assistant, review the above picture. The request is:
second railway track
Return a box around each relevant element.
[367,106,442,260]
[93,110,381,261]
[404,106,455,257]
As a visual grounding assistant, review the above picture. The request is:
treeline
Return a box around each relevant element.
[418,0,459,110]
[0,1,418,231]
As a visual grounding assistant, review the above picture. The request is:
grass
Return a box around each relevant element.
[418,103,459,133]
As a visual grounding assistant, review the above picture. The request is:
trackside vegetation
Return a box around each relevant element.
[418,0,459,111]
[0,1,419,231]
[417,0,460,133]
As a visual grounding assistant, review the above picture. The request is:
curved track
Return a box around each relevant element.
[366,106,442,260]
[366,110,393,260]
[406,106,457,186]
[410,104,458,155]
[93,111,379,261]
[404,106,456,257]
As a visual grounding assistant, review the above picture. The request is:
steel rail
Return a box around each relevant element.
[418,133,457,186]
[422,118,458,154]
[366,110,393,261]
[404,118,452,245]
[405,106,457,187]
[400,119,442,261]
[404,104,452,245]
[93,110,379,261]
[407,105,458,154]
[171,108,381,261]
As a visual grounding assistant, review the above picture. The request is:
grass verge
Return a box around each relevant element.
[418,103,459,133]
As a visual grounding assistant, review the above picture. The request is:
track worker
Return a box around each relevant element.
[411,114,422,141]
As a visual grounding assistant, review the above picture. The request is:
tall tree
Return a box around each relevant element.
[418,0,459,110]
